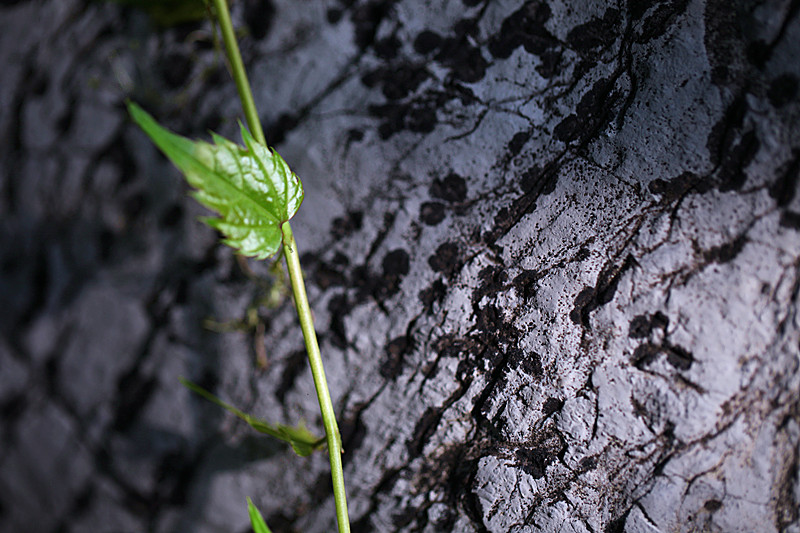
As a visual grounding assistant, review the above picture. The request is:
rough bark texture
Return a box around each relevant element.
[1,1,799,532]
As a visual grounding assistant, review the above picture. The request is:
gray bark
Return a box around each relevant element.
[1,0,799,532]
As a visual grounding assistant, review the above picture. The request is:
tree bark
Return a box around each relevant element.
[1,1,798,532]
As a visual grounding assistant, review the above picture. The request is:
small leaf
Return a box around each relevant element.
[179,378,323,456]
[247,497,273,533]
[128,102,303,259]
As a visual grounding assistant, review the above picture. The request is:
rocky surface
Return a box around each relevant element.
[1,0,799,532]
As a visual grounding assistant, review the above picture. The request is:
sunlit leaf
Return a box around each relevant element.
[247,497,273,533]
[128,102,303,259]
[179,378,323,456]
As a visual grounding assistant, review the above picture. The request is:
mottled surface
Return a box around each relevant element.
[1,0,799,532]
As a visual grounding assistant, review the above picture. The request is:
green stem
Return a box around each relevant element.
[209,1,350,531]
[282,223,349,533]
[210,0,266,145]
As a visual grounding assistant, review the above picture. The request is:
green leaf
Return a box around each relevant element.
[179,378,323,456]
[127,102,303,259]
[247,497,273,533]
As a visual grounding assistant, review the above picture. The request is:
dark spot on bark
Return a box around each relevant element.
[380,336,410,380]
[570,256,636,328]
[705,234,747,264]
[629,311,668,338]
[767,74,799,108]
[520,163,559,196]
[630,0,654,21]
[513,269,540,300]
[0,393,27,425]
[434,36,487,83]
[382,249,410,277]
[380,248,410,296]
[536,48,562,78]
[414,30,442,54]
[56,103,74,134]
[339,412,367,466]
[243,0,275,40]
[160,203,183,228]
[420,201,446,225]
[264,112,298,146]
[123,192,146,219]
[555,76,620,144]
[649,171,704,202]
[462,0,482,5]
[769,150,800,207]
[633,342,693,370]
[159,52,193,89]
[553,114,581,143]
[632,342,660,368]
[475,303,519,343]
[515,448,552,478]
[570,287,596,326]
[605,513,628,533]
[475,265,507,299]
[542,397,563,416]
[378,64,429,100]
[455,17,479,37]
[375,34,402,59]
[711,65,730,85]
[579,455,597,472]
[704,499,723,511]
[371,96,441,139]
[707,96,747,167]
[408,407,443,455]
[430,173,467,203]
[718,130,760,191]
[484,164,559,244]
[419,278,446,309]
[780,211,800,229]
[577,77,614,117]
[347,128,364,142]
[629,315,651,338]
[201,111,222,133]
[428,242,461,278]
[747,39,770,69]
[635,0,690,42]
[331,210,363,239]
[509,349,542,376]
[327,293,350,348]
[326,7,343,23]
[566,8,620,52]
[275,349,307,402]
[665,344,693,370]
[351,1,393,50]
[264,511,296,533]
[391,507,416,528]
[112,368,158,432]
[507,131,531,157]
[488,2,555,59]
[313,256,348,289]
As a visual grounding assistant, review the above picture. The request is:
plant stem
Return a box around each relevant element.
[282,222,349,532]
[210,0,265,145]
[209,1,350,531]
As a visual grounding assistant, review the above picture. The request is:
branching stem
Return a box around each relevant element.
[209,1,350,531]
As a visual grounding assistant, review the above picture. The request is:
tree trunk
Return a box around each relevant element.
[1,1,798,532]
